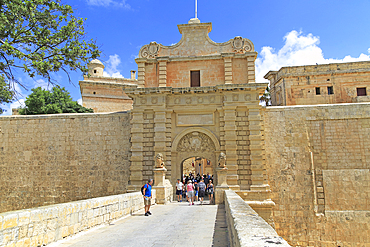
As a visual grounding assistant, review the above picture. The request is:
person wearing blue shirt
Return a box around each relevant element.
[143,178,153,216]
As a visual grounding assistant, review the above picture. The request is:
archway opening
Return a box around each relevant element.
[181,157,213,182]
[180,156,215,204]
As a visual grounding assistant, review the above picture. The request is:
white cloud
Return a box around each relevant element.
[77,98,83,106]
[103,54,124,78]
[1,98,25,116]
[368,48,370,54]
[255,30,370,83]
[33,79,52,90]
[86,0,131,9]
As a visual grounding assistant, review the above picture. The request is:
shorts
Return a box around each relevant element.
[195,191,198,196]
[176,190,182,195]
[144,196,151,206]
[199,190,205,198]
[208,189,214,194]
[187,191,194,198]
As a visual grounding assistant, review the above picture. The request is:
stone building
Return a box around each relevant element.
[265,61,370,106]
[79,59,137,112]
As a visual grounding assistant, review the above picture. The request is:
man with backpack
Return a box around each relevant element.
[142,178,154,216]
[198,179,207,205]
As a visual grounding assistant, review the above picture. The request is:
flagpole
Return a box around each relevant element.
[195,0,197,19]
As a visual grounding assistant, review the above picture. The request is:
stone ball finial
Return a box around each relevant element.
[218,152,226,168]
[155,153,165,168]
[88,59,105,77]
[188,18,201,24]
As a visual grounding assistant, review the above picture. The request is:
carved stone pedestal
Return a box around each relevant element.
[215,167,229,204]
[153,168,173,204]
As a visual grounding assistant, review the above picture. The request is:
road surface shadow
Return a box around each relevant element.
[212,204,230,247]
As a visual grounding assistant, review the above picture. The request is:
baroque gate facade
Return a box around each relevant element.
[124,18,271,200]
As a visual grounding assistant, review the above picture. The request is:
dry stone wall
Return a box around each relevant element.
[264,103,370,246]
[0,112,131,213]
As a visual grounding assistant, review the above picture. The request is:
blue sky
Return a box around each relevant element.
[2,0,370,115]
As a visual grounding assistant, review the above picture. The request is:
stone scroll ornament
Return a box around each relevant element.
[232,36,253,53]
[155,153,166,168]
[141,42,160,58]
[218,152,226,168]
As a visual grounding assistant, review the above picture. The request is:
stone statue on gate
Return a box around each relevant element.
[218,152,226,168]
[155,153,166,169]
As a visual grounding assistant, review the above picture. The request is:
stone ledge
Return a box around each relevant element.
[224,190,290,247]
[0,191,156,247]
[0,111,130,120]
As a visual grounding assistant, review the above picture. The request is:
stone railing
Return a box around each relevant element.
[0,191,155,247]
[224,190,290,247]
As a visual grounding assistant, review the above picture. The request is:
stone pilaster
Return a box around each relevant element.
[137,61,145,88]
[127,110,144,192]
[248,106,269,191]
[165,110,172,178]
[222,105,240,190]
[158,58,168,87]
[247,56,256,83]
[153,110,167,154]
[224,57,233,84]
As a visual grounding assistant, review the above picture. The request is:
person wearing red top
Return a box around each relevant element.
[186,180,195,205]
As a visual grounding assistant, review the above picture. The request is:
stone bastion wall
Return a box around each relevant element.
[1,103,369,246]
[0,112,131,213]
[264,103,370,246]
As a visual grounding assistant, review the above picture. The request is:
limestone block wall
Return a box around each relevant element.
[264,103,370,246]
[0,112,131,213]
[0,191,155,247]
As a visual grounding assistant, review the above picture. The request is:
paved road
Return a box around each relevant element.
[52,201,229,247]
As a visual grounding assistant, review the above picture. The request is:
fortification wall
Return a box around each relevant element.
[264,103,370,246]
[0,112,131,213]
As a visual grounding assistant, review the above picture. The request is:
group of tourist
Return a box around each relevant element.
[142,173,215,216]
[176,173,214,205]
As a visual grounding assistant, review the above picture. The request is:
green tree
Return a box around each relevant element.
[259,86,271,106]
[0,75,14,114]
[0,0,101,104]
[19,85,93,114]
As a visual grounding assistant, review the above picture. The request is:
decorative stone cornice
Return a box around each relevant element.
[125,83,268,96]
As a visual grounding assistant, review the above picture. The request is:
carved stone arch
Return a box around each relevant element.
[171,127,220,190]
[172,127,220,153]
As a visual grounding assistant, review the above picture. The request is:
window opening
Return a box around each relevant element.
[315,87,320,95]
[357,87,367,96]
[327,86,334,95]
[94,69,97,74]
[191,71,200,87]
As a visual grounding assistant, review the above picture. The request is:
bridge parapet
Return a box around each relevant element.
[224,190,290,247]
[0,191,155,247]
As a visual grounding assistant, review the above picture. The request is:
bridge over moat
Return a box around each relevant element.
[51,202,228,247]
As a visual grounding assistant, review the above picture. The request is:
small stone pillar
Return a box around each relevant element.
[215,152,229,204]
[153,167,166,187]
[152,153,173,204]
[215,167,229,204]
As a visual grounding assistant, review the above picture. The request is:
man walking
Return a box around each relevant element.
[143,178,154,216]
[176,179,183,202]
[198,179,206,205]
